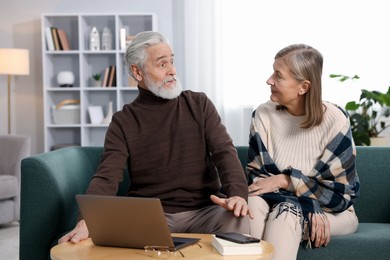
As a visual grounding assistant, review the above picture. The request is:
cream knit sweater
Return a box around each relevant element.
[252,100,348,176]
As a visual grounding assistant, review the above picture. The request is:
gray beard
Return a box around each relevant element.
[145,75,183,100]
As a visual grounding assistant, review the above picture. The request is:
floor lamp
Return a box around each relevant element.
[0,48,30,134]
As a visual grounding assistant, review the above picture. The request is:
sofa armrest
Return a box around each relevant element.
[20,147,101,260]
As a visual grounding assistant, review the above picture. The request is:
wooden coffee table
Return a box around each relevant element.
[51,233,274,259]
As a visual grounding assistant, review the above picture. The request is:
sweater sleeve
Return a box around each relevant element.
[201,94,248,201]
[85,114,129,196]
[77,114,129,221]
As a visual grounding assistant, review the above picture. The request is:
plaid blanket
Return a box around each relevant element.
[247,110,360,220]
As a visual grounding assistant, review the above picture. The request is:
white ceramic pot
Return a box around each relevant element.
[370,137,390,146]
[57,71,75,87]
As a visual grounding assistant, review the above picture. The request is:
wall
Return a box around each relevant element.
[0,0,174,155]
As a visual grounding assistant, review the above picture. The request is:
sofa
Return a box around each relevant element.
[20,146,390,260]
[0,135,30,225]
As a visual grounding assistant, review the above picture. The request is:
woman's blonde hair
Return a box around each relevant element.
[275,44,324,128]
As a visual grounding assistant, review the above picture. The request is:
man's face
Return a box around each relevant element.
[139,43,182,99]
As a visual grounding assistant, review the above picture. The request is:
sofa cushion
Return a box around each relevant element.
[297,223,390,259]
[0,175,18,200]
[354,147,390,223]
[0,200,15,223]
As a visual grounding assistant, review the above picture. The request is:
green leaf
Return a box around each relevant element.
[345,101,360,111]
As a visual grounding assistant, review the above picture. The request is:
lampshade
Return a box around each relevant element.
[0,48,30,75]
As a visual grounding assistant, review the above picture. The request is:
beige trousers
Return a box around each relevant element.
[248,196,358,260]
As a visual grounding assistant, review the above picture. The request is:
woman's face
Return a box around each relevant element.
[266,58,307,112]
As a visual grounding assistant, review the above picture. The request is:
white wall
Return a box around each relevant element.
[216,0,390,145]
[2,0,390,153]
[0,0,174,155]
[218,0,390,111]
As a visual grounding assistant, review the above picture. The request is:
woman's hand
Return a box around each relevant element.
[309,213,331,247]
[248,174,290,196]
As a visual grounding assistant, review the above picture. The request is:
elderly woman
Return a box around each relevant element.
[247,44,360,260]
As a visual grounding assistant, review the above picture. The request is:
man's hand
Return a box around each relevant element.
[309,213,331,247]
[210,195,254,219]
[58,219,89,244]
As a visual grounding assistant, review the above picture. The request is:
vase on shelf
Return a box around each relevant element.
[101,101,113,124]
[89,27,100,51]
[57,71,75,87]
[101,27,113,50]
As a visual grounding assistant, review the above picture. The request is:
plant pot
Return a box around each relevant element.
[370,137,390,146]
[92,80,102,87]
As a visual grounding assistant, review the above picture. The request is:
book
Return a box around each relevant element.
[57,29,71,50]
[211,235,263,256]
[51,27,61,50]
[45,27,55,51]
[108,65,116,87]
[102,67,110,87]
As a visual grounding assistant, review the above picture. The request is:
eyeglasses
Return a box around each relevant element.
[144,246,184,258]
[144,243,202,258]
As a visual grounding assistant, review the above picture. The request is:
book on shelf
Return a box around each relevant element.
[102,67,110,87]
[211,235,263,256]
[57,29,71,50]
[46,27,70,51]
[107,65,116,87]
[45,27,55,51]
[50,27,62,50]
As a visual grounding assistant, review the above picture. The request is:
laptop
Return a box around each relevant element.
[75,194,200,251]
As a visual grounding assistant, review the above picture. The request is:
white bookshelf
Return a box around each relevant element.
[41,13,157,151]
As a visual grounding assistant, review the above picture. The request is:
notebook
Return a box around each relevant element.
[75,194,200,251]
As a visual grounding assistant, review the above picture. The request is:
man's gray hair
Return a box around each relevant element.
[124,31,170,78]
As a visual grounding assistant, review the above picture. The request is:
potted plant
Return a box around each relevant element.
[92,73,102,87]
[330,74,390,146]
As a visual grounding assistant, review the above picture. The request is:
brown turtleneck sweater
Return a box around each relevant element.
[85,87,247,213]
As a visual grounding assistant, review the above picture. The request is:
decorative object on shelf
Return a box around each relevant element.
[89,26,100,51]
[101,27,113,50]
[92,73,101,87]
[0,48,30,134]
[330,74,390,146]
[57,71,75,87]
[120,27,127,50]
[52,99,80,124]
[101,101,113,124]
[88,106,104,124]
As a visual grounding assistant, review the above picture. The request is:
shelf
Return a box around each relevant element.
[42,13,157,151]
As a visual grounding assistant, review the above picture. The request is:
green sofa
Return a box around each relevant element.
[20,146,390,259]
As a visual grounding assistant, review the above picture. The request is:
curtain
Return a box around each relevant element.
[172,0,252,146]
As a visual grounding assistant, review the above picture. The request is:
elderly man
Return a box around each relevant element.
[59,31,251,244]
